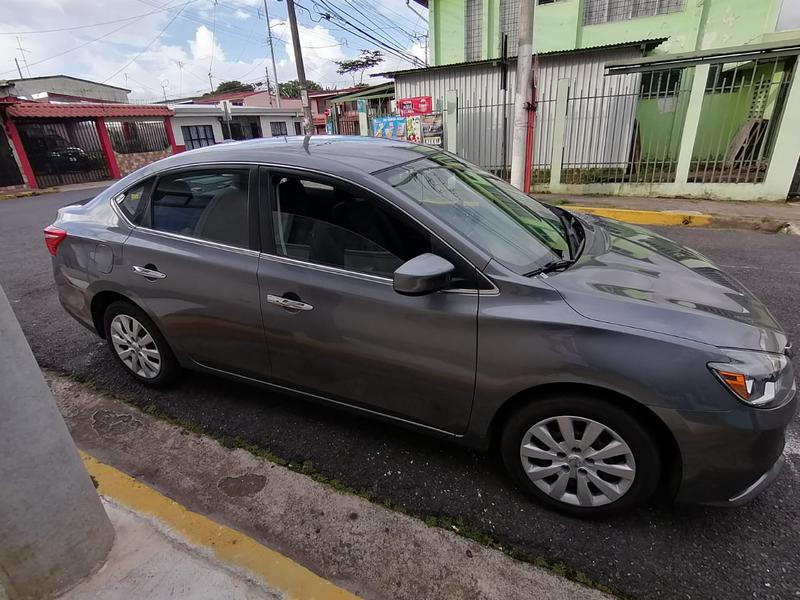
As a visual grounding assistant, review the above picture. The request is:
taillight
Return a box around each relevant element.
[43,225,67,256]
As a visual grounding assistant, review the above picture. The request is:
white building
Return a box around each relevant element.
[169,104,304,151]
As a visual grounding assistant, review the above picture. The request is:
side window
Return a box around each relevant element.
[115,178,152,224]
[149,169,250,248]
[271,175,432,278]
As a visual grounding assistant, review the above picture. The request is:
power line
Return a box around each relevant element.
[0,9,169,77]
[310,0,422,65]
[0,5,197,35]
[101,0,193,84]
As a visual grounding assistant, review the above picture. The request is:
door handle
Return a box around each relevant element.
[266,294,313,312]
[132,265,167,280]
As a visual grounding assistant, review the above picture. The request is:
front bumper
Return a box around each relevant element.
[655,387,796,506]
[707,453,786,507]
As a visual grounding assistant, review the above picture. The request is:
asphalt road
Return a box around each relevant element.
[2,189,799,600]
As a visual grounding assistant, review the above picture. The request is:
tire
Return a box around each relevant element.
[103,300,179,387]
[500,394,661,518]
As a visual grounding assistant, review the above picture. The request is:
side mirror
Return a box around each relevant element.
[393,253,455,296]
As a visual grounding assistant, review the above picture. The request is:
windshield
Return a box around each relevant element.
[375,153,570,275]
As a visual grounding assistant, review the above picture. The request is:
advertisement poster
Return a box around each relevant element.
[405,115,422,143]
[397,96,433,117]
[372,116,407,139]
[421,114,443,147]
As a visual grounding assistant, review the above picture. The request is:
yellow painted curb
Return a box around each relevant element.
[81,452,360,600]
[566,206,713,227]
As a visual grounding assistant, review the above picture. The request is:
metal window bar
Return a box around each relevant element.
[583,0,683,26]
[499,0,521,57]
[689,57,794,184]
[465,0,483,62]
[106,120,169,154]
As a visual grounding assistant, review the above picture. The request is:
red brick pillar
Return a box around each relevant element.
[95,118,121,180]
[4,119,37,189]
[164,117,181,153]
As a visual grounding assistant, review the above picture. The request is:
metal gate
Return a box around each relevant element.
[16,120,110,187]
[0,127,23,187]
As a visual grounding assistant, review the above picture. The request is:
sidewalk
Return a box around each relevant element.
[533,193,800,234]
[47,372,614,600]
[60,499,286,600]
[537,192,800,232]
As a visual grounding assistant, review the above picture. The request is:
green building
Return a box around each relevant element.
[386,0,800,200]
[418,0,786,66]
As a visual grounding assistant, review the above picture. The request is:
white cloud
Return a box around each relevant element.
[188,24,225,62]
[233,9,250,20]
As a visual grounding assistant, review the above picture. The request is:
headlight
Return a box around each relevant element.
[708,349,795,407]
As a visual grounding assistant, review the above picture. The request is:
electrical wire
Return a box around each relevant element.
[101,0,193,84]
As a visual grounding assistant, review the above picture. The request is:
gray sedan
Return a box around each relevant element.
[45,137,796,517]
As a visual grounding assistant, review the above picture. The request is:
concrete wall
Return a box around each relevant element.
[170,116,226,146]
[428,0,786,65]
[258,116,302,137]
[8,77,129,103]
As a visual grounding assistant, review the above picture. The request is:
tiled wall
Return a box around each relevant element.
[114,149,173,177]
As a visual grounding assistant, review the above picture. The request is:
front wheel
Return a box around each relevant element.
[103,301,179,387]
[500,395,661,518]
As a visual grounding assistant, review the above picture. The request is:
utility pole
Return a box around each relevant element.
[0,284,114,599]
[263,0,282,108]
[208,72,214,93]
[16,37,31,77]
[264,67,274,106]
[14,58,23,79]
[285,0,313,134]
[509,0,535,191]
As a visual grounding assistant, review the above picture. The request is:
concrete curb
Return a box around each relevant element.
[565,205,712,227]
[82,452,359,600]
[563,205,798,234]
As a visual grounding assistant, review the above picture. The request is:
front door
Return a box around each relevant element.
[119,166,269,378]
[256,169,479,434]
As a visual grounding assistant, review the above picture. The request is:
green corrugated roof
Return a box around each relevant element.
[329,82,395,103]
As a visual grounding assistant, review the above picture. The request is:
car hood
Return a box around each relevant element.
[545,216,788,353]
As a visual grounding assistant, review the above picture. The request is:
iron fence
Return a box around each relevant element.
[530,97,556,189]
[106,119,169,154]
[562,71,689,185]
[457,99,513,179]
[17,120,110,187]
[688,57,795,184]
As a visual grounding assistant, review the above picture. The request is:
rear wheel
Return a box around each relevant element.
[500,394,661,518]
[103,301,178,387]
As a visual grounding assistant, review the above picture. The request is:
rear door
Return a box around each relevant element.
[255,168,480,434]
[118,165,269,378]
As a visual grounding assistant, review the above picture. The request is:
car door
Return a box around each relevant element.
[255,168,480,434]
[118,165,270,379]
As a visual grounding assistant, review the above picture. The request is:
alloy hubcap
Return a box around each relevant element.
[110,314,161,379]
[519,416,636,507]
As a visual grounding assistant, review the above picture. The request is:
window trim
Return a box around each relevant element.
[259,165,496,293]
[114,164,259,253]
[109,161,497,293]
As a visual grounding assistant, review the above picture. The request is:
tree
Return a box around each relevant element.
[334,50,384,85]
[278,79,322,98]
[203,80,255,96]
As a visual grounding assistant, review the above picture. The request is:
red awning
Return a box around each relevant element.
[5,101,174,119]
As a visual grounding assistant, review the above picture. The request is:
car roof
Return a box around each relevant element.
[159,136,438,174]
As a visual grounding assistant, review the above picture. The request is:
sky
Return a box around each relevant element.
[0,0,428,101]
[3,1,800,103]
